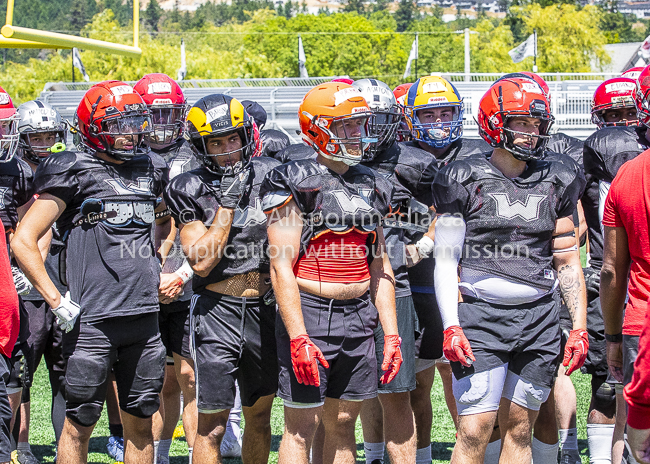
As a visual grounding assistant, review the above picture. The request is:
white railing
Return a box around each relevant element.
[40,77,605,139]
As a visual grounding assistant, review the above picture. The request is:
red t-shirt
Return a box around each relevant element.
[0,222,19,357]
[603,150,650,336]
[625,296,650,429]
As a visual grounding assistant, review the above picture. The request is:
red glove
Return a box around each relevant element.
[443,326,475,367]
[563,329,589,376]
[290,335,329,387]
[380,335,403,384]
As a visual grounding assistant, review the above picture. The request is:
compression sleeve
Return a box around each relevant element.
[433,214,466,329]
[599,180,611,236]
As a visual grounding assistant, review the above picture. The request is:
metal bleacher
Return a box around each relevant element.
[39,73,619,140]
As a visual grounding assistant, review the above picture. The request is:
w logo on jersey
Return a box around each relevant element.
[489,193,545,222]
[0,187,7,209]
[105,177,153,196]
[233,198,266,228]
[332,190,374,214]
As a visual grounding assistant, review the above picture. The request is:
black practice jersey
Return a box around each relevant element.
[364,141,438,297]
[406,138,491,169]
[33,150,168,322]
[407,138,489,290]
[0,157,33,232]
[274,143,317,163]
[433,154,582,293]
[583,126,650,267]
[548,132,584,169]
[260,159,395,261]
[152,139,201,179]
[165,157,282,293]
[260,129,291,158]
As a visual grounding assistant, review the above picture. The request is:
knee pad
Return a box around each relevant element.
[68,402,104,427]
[122,391,161,419]
[593,379,616,412]
[453,364,507,416]
[502,372,550,411]
[63,354,108,426]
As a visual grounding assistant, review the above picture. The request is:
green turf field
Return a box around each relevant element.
[26,363,594,464]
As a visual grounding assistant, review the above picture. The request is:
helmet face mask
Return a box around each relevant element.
[146,105,186,147]
[405,76,464,149]
[186,94,257,176]
[351,79,401,157]
[407,104,463,149]
[478,77,554,162]
[94,110,152,161]
[502,116,552,161]
[321,112,374,165]
[0,117,19,163]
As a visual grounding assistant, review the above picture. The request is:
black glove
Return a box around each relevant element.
[584,267,601,296]
[219,169,250,210]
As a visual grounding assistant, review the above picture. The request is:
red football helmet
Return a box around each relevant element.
[496,72,551,101]
[0,86,19,163]
[636,66,650,127]
[393,83,413,142]
[133,73,187,149]
[75,80,152,160]
[331,77,354,85]
[622,67,645,80]
[478,77,553,161]
[591,77,637,129]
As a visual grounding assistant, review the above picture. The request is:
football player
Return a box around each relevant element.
[353,78,435,464]
[392,83,413,143]
[260,82,401,464]
[432,76,586,464]
[592,65,650,464]
[493,71,588,464]
[0,87,40,464]
[13,100,67,464]
[133,73,203,464]
[12,80,170,464]
[164,94,280,464]
[401,76,491,458]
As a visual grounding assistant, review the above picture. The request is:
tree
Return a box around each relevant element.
[510,3,610,72]
[283,1,294,19]
[394,0,417,32]
[68,0,97,31]
[343,0,365,16]
[145,0,163,31]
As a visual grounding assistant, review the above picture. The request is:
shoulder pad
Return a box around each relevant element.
[260,129,291,157]
[147,151,168,170]
[275,143,317,163]
[167,169,208,199]
[458,138,492,157]
[438,158,475,184]
[36,150,79,176]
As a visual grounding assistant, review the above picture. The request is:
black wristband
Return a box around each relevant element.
[605,333,623,343]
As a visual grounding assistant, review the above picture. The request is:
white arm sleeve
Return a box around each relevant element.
[433,214,466,330]
[598,181,611,236]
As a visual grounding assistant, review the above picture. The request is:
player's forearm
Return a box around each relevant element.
[186,208,234,277]
[154,217,172,261]
[370,253,398,336]
[12,233,60,307]
[555,251,587,330]
[600,262,627,335]
[271,261,306,339]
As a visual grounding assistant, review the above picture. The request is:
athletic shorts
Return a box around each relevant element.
[190,291,278,412]
[159,300,191,359]
[7,298,34,392]
[581,267,609,377]
[277,291,378,405]
[62,313,165,427]
[23,299,65,391]
[412,291,443,361]
[0,355,12,462]
[622,334,640,386]
[375,296,416,393]
[453,292,561,389]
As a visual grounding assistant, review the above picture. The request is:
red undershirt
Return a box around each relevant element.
[294,228,372,283]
